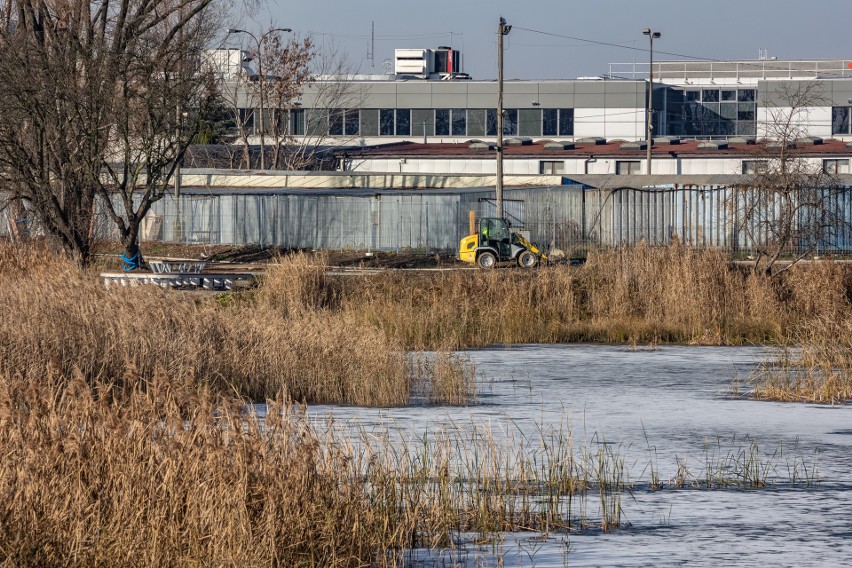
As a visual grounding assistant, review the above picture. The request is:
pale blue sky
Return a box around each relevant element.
[226,1,851,80]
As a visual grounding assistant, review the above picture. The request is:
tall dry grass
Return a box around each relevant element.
[745,262,852,403]
[0,369,393,567]
[0,366,818,566]
[317,242,825,349]
[0,245,474,406]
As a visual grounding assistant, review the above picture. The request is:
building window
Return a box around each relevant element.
[379,109,395,135]
[467,109,486,136]
[539,160,564,175]
[435,109,450,135]
[540,108,573,137]
[239,108,254,131]
[742,160,767,175]
[616,161,641,175]
[824,158,850,174]
[832,107,851,135]
[396,109,411,136]
[290,109,305,135]
[328,109,359,136]
[667,88,756,138]
[486,109,518,136]
[451,109,466,136]
[328,109,344,136]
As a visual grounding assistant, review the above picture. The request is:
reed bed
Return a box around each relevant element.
[0,366,820,566]
[745,262,852,403]
[0,245,475,407]
[319,242,805,350]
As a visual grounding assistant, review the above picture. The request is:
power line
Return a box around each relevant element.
[513,26,716,61]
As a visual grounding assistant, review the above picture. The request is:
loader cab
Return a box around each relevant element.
[478,218,511,258]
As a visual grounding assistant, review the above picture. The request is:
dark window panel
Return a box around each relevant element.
[738,103,755,121]
[721,90,737,101]
[345,111,359,136]
[486,109,498,136]
[435,109,450,136]
[832,106,850,135]
[290,109,305,136]
[559,108,573,136]
[542,108,558,136]
[328,109,343,136]
[702,89,720,103]
[685,90,701,102]
[503,109,518,135]
[451,109,466,136]
[379,109,395,135]
[738,89,756,102]
[396,109,411,135]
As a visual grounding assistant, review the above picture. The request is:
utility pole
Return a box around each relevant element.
[643,27,661,175]
[496,17,511,219]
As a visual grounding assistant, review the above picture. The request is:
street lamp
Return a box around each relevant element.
[227,27,292,170]
[643,27,661,175]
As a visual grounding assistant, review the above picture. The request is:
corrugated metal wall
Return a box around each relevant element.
[9,184,852,253]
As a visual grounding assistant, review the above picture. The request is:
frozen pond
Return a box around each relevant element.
[306,345,852,566]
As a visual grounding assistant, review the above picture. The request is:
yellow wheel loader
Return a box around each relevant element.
[458,217,548,269]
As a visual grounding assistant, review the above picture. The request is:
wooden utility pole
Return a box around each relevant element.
[496,17,511,219]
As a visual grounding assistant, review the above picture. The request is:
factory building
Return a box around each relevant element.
[212,46,852,150]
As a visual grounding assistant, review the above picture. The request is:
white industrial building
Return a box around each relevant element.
[211,46,852,151]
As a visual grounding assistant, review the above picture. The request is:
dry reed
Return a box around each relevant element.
[0,245,474,407]
[0,366,817,566]
[322,242,836,349]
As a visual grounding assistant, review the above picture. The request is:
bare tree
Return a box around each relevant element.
[262,33,314,169]
[282,42,368,171]
[0,0,226,265]
[218,34,367,171]
[733,82,849,277]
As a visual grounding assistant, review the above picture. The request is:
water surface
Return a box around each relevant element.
[306,345,852,567]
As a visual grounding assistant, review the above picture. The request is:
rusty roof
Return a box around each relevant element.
[342,139,852,159]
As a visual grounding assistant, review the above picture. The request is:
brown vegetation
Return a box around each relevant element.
[0,366,819,566]
[0,245,475,407]
[747,263,852,403]
[318,242,832,350]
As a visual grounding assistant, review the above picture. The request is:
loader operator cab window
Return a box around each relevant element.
[480,218,511,257]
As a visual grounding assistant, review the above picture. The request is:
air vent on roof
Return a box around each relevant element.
[620,141,647,151]
[697,141,728,151]
[505,137,533,146]
[469,141,497,151]
[544,141,575,150]
[577,137,606,145]
[796,136,823,146]
[728,137,756,145]
[654,137,681,145]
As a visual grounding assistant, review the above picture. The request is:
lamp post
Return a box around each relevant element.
[227,27,292,170]
[496,16,511,219]
[643,27,660,175]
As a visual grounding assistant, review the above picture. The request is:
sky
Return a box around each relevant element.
[224,0,852,80]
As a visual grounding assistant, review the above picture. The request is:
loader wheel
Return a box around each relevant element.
[477,251,497,269]
[517,250,538,268]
